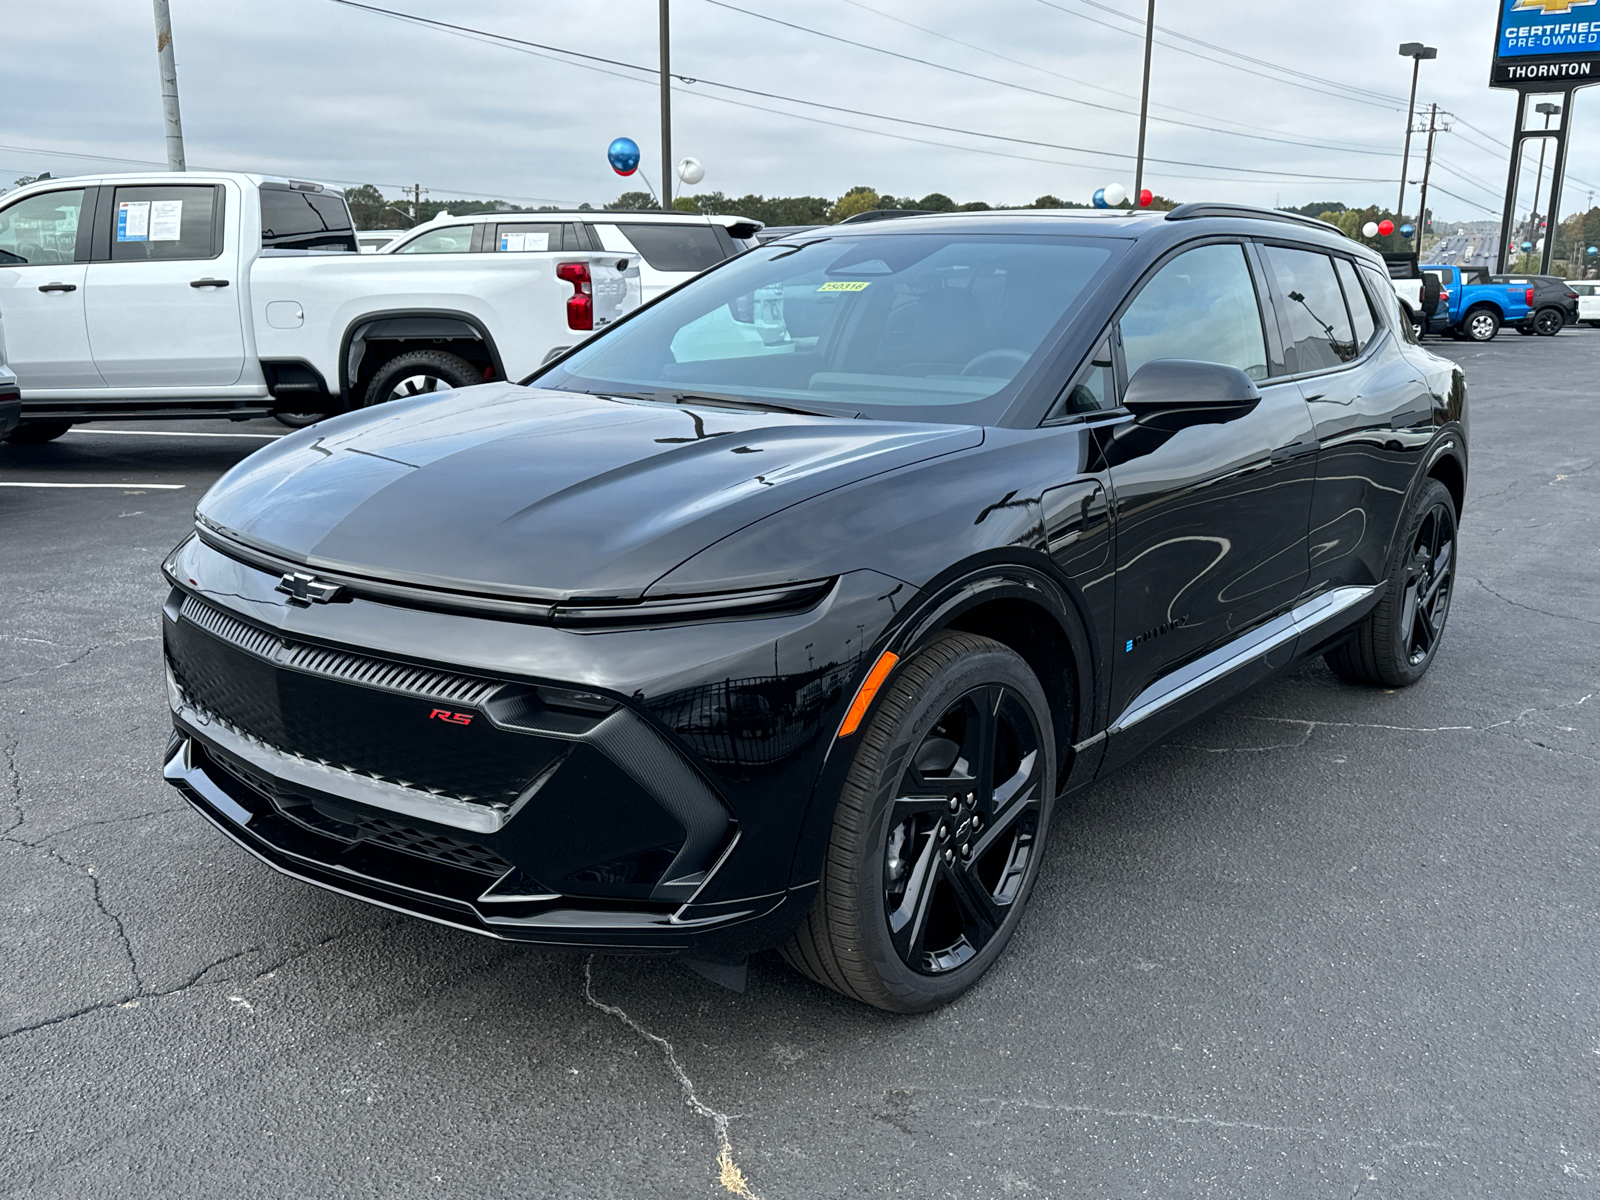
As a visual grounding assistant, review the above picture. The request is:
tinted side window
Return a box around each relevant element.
[1263,245,1356,372]
[0,189,85,265]
[110,185,220,262]
[394,225,474,254]
[614,223,727,272]
[259,187,355,251]
[1335,257,1378,353]
[1119,243,1269,382]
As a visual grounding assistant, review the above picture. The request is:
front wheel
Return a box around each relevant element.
[1325,478,1457,688]
[362,350,484,408]
[782,632,1057,1012]
[1533,307,1564,336]
[1462,308,1500,342]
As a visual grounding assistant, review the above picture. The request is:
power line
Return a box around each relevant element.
[1063,0,1410,106]
[1032,0,1406,112]
[702,0,1401,159]
[0,140,583,206]
[329,0,1399,184]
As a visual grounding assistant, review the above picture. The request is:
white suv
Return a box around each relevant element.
[383,210,762,300]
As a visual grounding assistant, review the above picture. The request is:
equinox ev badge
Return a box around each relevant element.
[275,571,345,606]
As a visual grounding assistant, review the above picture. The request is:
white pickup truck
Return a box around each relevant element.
[0,171,639,441]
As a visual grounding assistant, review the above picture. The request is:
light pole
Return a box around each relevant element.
[1134,0,1156,204]
[1527,101,1561,269]
[659,0,672,210]
[1397,43,1437,225]
[151,0,186,171]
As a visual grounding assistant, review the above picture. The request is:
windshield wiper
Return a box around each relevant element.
[668,392,854,419]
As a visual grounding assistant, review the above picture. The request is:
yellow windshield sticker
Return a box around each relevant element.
[818,281,871,292]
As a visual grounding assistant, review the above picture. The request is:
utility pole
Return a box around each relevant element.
[1133,0,1156,203]
[410,184,426,225]
[151,0,186,171]
[1415,103,1438,256]
[659,0,673,211]
[1396,43,1437,224]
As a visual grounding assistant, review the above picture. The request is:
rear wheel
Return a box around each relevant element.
[4,419,72,444]
[1325,479,1457,688]
[782,632,1057,1012]
[1463,308,1500,342]
[1533,307,1564,336]
[362,350,483,408]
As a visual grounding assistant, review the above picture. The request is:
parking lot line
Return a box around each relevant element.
[0,482,186,489]
[62,428,284,439]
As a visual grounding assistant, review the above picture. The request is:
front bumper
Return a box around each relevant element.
[165,731,813,954]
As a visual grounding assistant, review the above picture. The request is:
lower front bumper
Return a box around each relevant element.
[164,732,813,956]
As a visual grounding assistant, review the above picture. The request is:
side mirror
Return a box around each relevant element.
[727,294,756,323]
[1121,359,1262,429]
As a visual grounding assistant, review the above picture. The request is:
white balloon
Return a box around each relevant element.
[676,157,705,185]
[1362,221,1380,237]
[1535,237,1546,251]
[1104,182,1128,207]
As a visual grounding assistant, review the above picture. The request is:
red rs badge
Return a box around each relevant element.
[428,709,474,726]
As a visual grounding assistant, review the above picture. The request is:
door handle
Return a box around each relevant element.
[190,278,230,288]
[37,282,77,294]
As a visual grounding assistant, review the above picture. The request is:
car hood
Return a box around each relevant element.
[198,384,982,600]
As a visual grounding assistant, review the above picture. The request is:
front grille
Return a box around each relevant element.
[357,815,511,875]
[178,594,500,707]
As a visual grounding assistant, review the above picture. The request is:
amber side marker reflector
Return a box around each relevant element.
[838,651,899,738]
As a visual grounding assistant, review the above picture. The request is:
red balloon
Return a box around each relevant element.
[1378,220,1395,237]
[1139,188,1154,208]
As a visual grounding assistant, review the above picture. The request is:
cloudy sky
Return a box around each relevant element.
[4,0,1596,221]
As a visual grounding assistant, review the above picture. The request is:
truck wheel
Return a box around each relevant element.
[4,419,73,444]
[273,410,325,429]
[1533,307,1564,337]
[362,350,483,408]
[1463,308,1500,342]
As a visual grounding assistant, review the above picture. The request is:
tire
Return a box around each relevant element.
[273,410,325,429]
[1533,307,1564,337]
[361,350,483,409]
[4,419,72,444]
[1325,478,1457,688]
[1517,325,1537,336]
[781,632,1057,1013]
[1462,307,1500,342]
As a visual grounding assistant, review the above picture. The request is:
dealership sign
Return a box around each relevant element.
[1494,0,1600,86]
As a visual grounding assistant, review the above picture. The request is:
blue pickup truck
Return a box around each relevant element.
[1420,265,1533,342]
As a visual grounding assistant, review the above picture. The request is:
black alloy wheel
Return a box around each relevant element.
[3,419,73,444]
[1326,478,1457,688]
[362,350,483,408]
[1533,307,1565,337]
[782,632,1057,1012]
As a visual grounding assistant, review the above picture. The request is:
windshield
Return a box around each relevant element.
[535,232,1118,424]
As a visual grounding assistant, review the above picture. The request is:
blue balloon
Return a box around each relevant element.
[1092,188,1108,209]
[1521,240,1534,252]
[1589,246,1599,257]
[1400,223,1415,237]
[607,137,641,176]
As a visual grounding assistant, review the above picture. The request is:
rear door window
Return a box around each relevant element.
[111,185,221,262]
[494,222,584,252]
[0,189,85,265]
[1261,245,1357,372]
[611,223,727,272]
[1334,257,1379,354]
[259,186,355,251]
[1118,242,1270,382]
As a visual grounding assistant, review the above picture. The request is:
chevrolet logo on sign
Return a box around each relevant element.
[1514,0,1597,11]
[276,571,345,606]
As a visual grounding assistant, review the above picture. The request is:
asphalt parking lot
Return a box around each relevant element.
[3,332,1597,1200]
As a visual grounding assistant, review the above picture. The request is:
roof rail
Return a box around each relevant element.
[1165,203,1342,233]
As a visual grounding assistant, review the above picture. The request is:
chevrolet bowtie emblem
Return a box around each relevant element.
[276,571,345,606]
[1515,0,1598,12]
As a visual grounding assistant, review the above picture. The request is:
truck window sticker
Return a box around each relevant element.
[117,201,150,242]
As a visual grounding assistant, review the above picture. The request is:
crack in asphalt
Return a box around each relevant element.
[0,635,160,687]
[583,957,762,1198]
[1471,576,1600,628]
